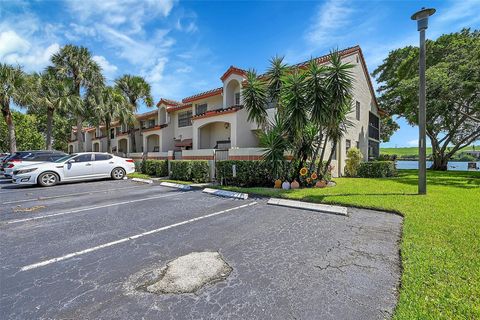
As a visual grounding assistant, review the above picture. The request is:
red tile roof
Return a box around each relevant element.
[220,66,247,81]
[182,87,223,104]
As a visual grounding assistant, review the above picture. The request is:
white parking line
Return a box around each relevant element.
[20,201,258,271]
[5,192,185,225]
[2,185,150,205]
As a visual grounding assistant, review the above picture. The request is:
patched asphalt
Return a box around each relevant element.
[0,178,403,319]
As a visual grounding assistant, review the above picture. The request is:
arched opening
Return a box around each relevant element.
[199,122,231,149]
[93,142,100,152]
[225,79,241,107]
[159,107,167,125]
[68,145,73,154]
[146,134,160,152]
[118,138,128,155]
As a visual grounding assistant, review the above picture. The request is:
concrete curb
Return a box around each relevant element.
[267,198,348,216]
[160,182,192,190]
[131,178,153,184]
[202,188,248,200]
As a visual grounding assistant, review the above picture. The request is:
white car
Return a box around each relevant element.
[12,152,136,187]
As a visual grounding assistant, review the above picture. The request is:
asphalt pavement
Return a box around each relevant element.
[0,177,403,319]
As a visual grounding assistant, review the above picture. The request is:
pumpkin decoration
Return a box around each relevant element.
[274,179,282,189]
[291,179,300,189]
[315,180,327,188]
[282,181,291,190]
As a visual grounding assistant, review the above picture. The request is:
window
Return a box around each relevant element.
[148,119,155,128]
[346,139,351,152]
[178,110,192,127]
[94,154,112,161]
[72,154,92,162]
[195,103,207,115]
[140,121,146,129]
[368,112,380,140]
[235,92,241,105]
[356,101,361,121]
[368,140,380,160]
[110,128,115,139]
[121,124,128,132]
[356,141,360,149]
[331,142,336,160]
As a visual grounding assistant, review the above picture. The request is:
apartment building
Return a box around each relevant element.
[68,45,381,176]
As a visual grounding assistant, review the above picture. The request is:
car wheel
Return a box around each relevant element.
[38,172,58,187]
[111,167,126,180]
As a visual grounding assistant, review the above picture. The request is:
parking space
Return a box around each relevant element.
[0,178,402,320]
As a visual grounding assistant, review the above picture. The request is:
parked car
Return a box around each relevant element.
[3,151,67,178]
[12,152,135,187]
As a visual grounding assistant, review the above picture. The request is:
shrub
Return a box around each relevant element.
[378,154,397,161]
[190,161,210,183]
[357,161,397,178]
[134,160,143,173]
[144,160,168,177]
[345,147,363,177]
[170,160,210,182]
[216,160,274,187]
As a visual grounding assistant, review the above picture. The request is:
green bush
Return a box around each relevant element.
[216,160,274,187]
[190,161,210,183]
[345,147,363,177]
[357,161,397,178]
[378,154,397,161]
[144,160,168,177]
[170,160,210,182]
[134,160,143,173]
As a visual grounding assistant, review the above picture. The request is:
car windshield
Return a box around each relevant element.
[54,154,77,163]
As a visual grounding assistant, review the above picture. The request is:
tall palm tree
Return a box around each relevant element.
[115,75,153,153]
[0,63,29,153]
[50,45,104,152]
[30,70,79,150]
[315,51,355,175]
[89,86,131,153]
[258,114,289,179]
[266,55,288,114]
[242,70,269,128]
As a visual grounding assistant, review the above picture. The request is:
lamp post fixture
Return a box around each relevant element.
[411,7,435,195]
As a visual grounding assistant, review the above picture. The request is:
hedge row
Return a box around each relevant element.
[216,160,273,187]
[135,159,168,177]
[357,161,397,178]
[169,160,210,183]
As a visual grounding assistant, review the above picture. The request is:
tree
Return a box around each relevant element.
[0,111,44,152]
[373,28,480,170]
[29,70,80,150]
[243,49,355,180]
[380,116,400,143]
[0,63,30,153]
[115,75,153,153]
[89,86,131,153]
[50,45,104,152]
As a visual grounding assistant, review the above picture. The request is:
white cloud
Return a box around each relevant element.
[92,55,118,80]
[68,0,175,35]
[0,30,30,57]
[407,139,418,146]
[305,0,354,46]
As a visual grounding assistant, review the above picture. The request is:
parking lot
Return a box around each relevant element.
[0,177,402,319]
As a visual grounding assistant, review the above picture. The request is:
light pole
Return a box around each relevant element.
[411,7,435,195]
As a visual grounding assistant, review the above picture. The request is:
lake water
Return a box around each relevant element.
[396,160,480,171]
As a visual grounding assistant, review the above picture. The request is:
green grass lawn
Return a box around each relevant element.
[219,170,480,319]
[127,172,152,180]
[380,145,478,156]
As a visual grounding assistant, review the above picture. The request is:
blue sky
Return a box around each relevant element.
[1,0,479,147]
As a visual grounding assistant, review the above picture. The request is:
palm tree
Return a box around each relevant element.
[115,75,153,153]
[242,70,269,128]
[89,86,131,153]
[0,63,29,153]
[258,114,289,179]
[50,45,104,152]
[315,51,355,175]
[30,70,79,150]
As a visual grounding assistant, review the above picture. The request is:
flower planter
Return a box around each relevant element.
[282,181,291,190]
